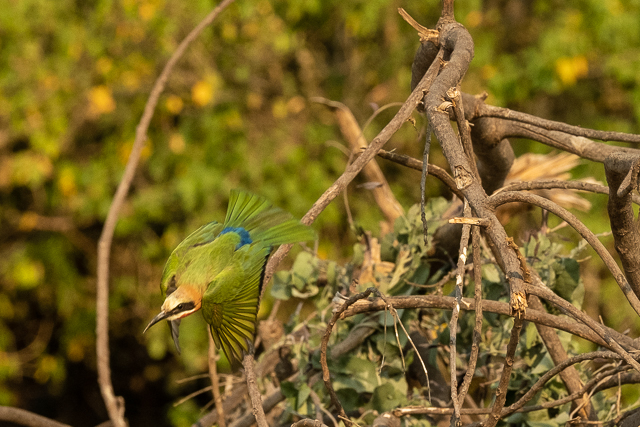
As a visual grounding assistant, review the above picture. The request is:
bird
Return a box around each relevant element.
[144,190,316,368]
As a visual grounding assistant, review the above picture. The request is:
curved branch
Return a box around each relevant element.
[95,1,237,425]
[321,289,379,426]
[487,190,640,317]
[496,179,640,205]
[339,294,638,351]
[376,149,464,199]
[262,40,446,292]
[479,103,640,144]
[0,407,71,427]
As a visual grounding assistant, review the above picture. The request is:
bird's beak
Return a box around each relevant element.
[144,311,168,333]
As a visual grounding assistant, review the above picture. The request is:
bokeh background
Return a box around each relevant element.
[2,0,640,425]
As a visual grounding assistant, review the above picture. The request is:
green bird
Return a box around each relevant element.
[144,190,316,367]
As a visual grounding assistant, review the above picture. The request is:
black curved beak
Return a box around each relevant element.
[144,311,168,334]
[169,319,181,354]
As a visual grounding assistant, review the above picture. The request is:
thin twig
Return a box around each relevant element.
[321,288,379,426]
[174,385,214,407]
[449,202,471,426]
[261,46,446,297]
[484,317,524,427]
[96,1,236,426]
[208,334,226,427]
[421,123,433,245]
[457,225,483,404]
[241,345,267,427]
[376,149,464,199]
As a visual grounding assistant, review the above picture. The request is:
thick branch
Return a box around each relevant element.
[605,152,640,300]
[424,20,527,317]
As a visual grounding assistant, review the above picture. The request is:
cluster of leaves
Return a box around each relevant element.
[267,199,611,426]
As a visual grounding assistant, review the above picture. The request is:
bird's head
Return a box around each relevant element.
[143,285,203,333]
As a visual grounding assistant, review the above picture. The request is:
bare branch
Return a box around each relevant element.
[449,203,472,425]
[488,190,640,317]
[484,317,523,427]
[456,226,484,407]
[95,1,237,425]
[340,294,638,351]
[262,38,446,295]
[0,407,72,427]
[376,149,464,199]
[208,334,226,427]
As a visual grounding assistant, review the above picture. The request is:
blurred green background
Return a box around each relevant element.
[2,0,640,425]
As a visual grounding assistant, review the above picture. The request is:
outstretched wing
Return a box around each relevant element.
[201,245,270,368]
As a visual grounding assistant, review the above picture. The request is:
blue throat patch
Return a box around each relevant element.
[219,227,252,249]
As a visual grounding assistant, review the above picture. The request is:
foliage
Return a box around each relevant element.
[2,0,640,425]
[270,201,613,426]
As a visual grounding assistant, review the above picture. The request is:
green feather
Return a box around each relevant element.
[155,190,315,367]
[201,245,269,368]
[224,189,317,246]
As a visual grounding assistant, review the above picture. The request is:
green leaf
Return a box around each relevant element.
[371,380,407,412]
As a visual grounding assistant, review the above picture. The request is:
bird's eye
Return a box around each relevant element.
[176,303,184,310]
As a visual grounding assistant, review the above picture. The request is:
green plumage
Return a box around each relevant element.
[154,190,316,368]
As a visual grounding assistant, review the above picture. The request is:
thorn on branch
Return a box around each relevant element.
[398,8,439,46]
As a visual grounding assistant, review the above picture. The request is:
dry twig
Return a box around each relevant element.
[95,1,237,426]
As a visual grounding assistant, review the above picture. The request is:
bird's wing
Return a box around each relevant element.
[201,245,270,368]
[175,221,223,251]
[224,190,317,247]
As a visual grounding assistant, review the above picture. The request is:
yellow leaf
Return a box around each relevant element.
[88,85,116,116]
[168,133,185,154]
[271,98,288,119]
[165,95,184,114]
[57,166,77,197]
[555,56,589,86]
[138,1,157,21]
[12,258,45,289]
[191,80,215,107]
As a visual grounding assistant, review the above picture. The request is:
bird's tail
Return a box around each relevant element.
[223,190,316,246]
